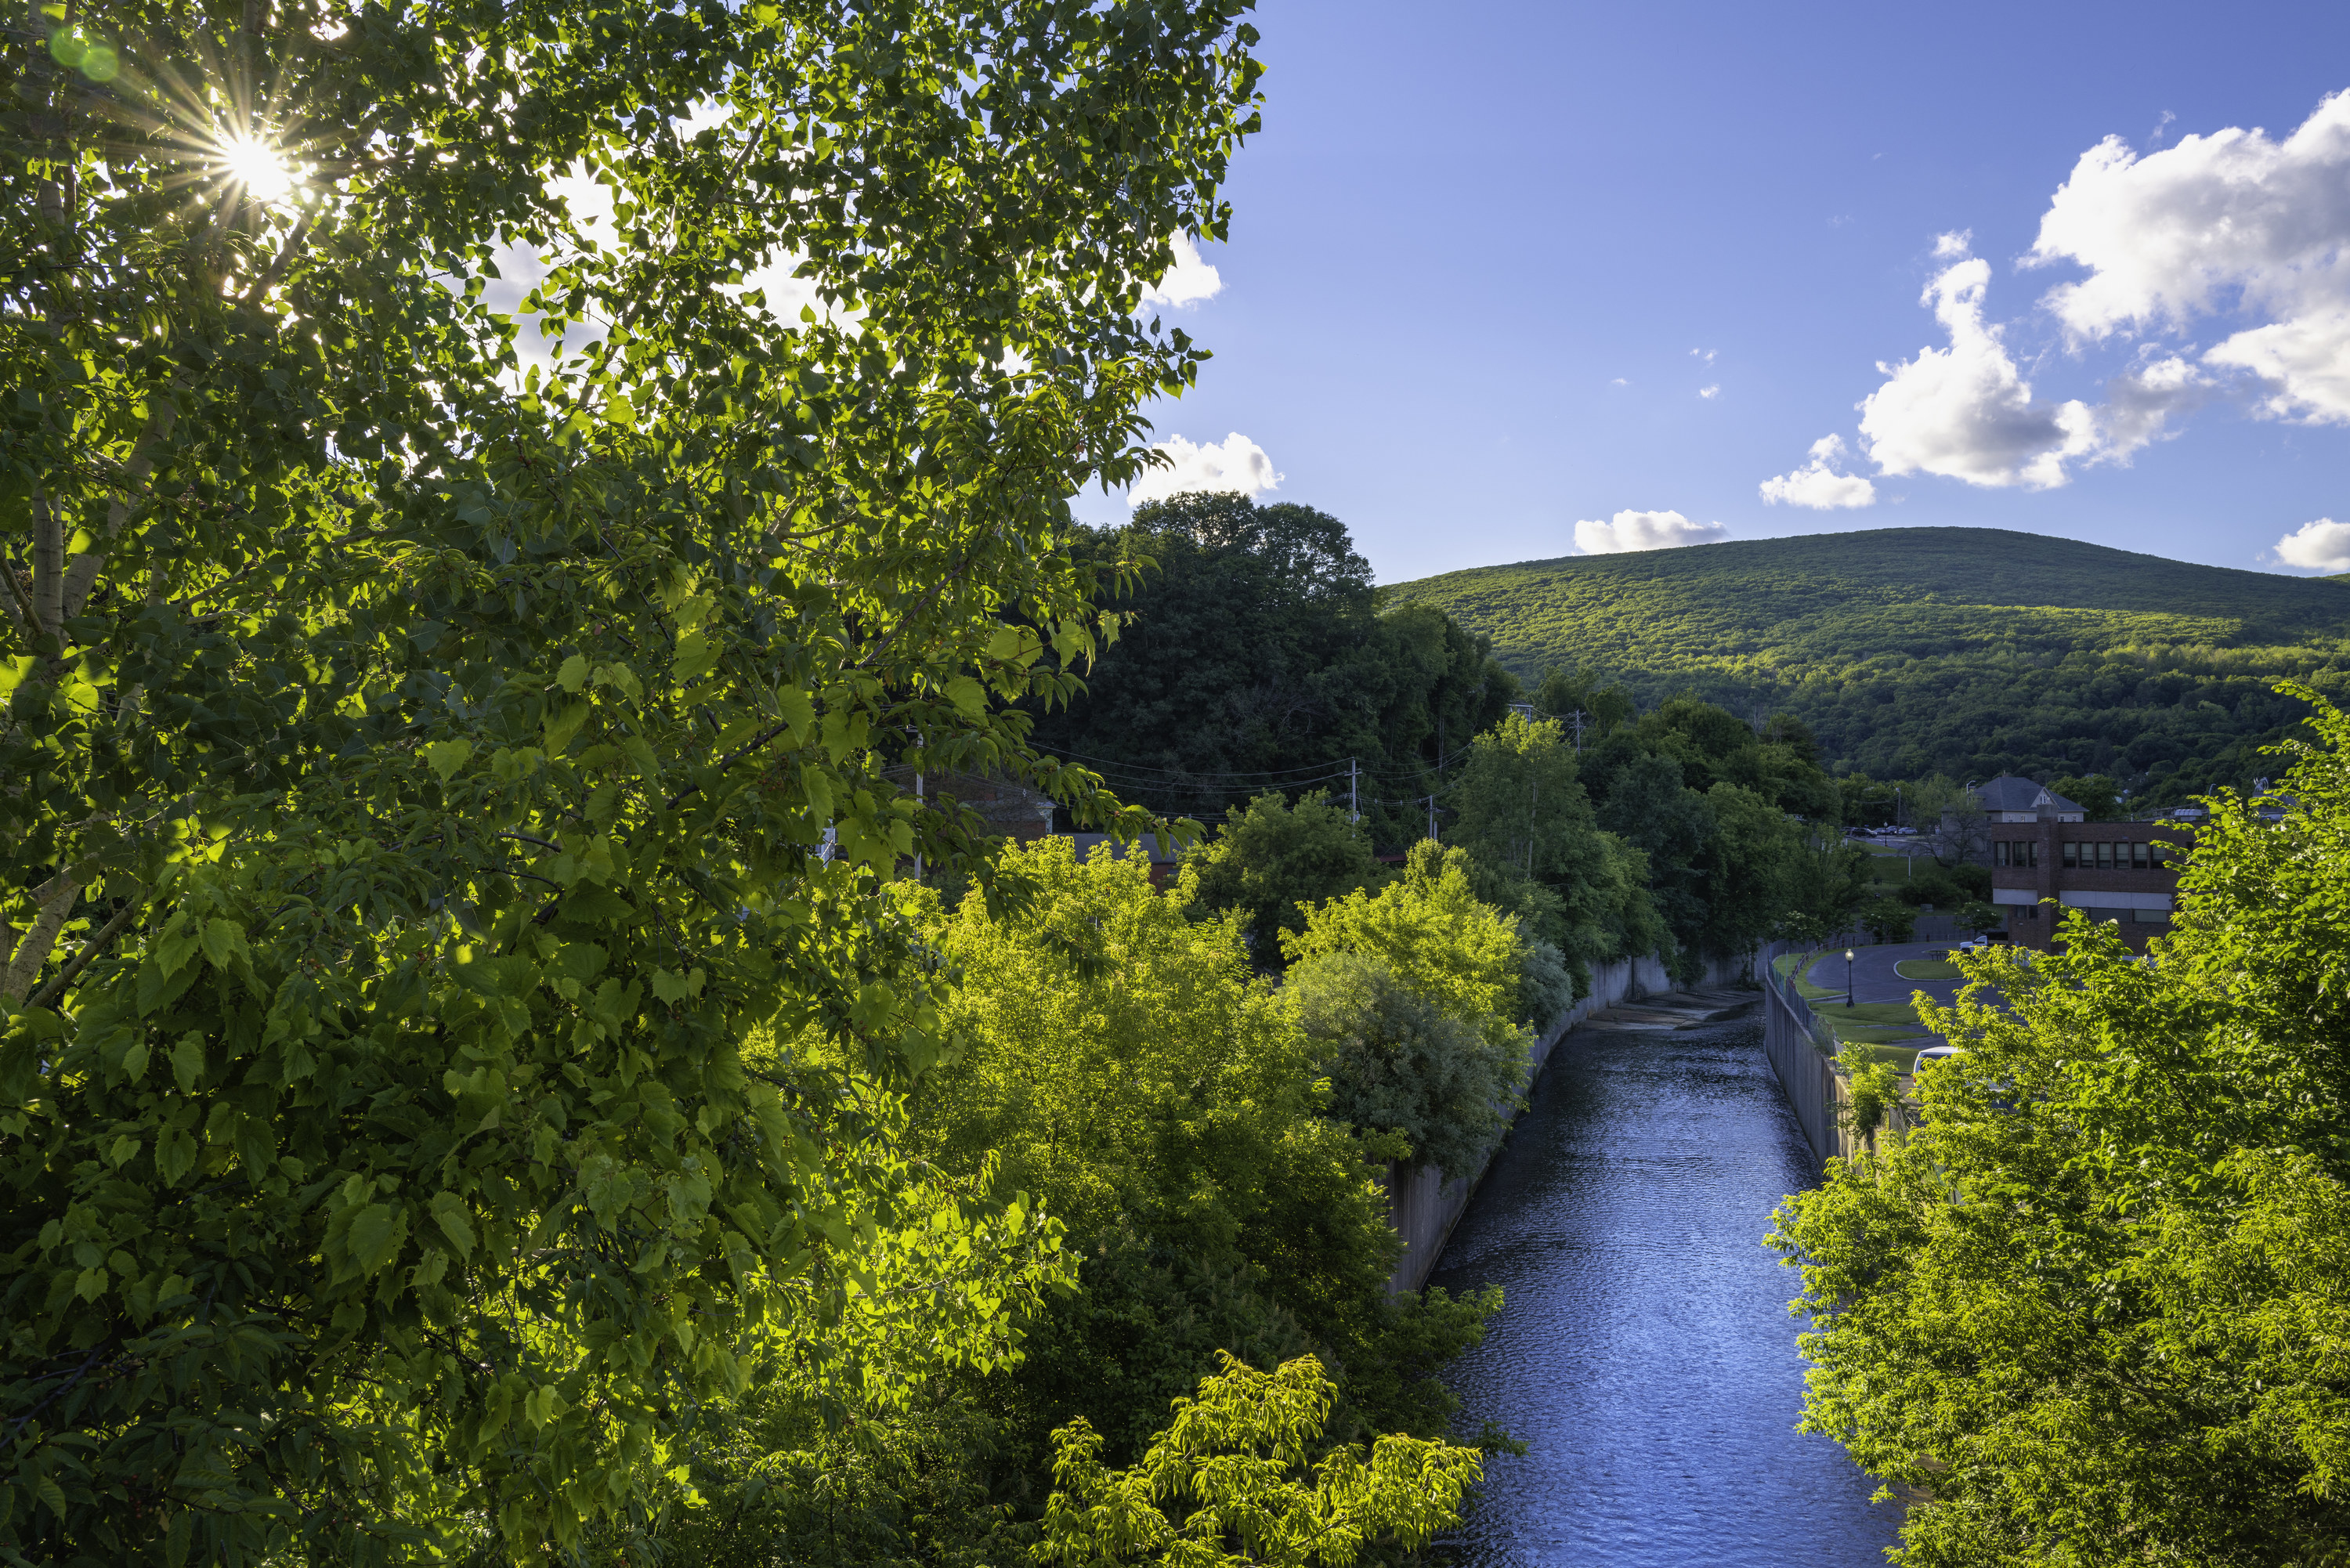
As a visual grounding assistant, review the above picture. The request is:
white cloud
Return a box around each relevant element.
[1139,232,1223,309]
[1127,432,1280,506]
[2030,89,2350,424]
[1759,434,1878,509]
[1609,377,1629,386]
[1699,384,1721,399]
[1856,254,2099,488]
[2272,518,2350,573]
[1691,348,1716,364]
[1932,229,1973,258]
[1572,509,1727,555]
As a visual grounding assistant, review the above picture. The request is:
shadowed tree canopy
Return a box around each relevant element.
[1025,492,1519,844]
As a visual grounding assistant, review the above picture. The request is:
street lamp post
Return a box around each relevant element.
[1845,948,1856,1009]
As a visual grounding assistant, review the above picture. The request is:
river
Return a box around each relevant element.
[1427,1015,1900,1566]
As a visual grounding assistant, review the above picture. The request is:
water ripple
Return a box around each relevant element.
[1428,1019,1900,1567]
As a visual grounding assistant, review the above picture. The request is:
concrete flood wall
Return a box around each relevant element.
[1755,940,1922,1171]
[1760,952,1843,1167]
[1384,951,1748,1293]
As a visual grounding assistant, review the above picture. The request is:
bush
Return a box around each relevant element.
[1518,940,1578,1031]
[1859,896,1918,944]
[1287,952,1529,1178]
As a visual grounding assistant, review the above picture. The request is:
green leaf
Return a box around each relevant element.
[674,629,717,681]
[650,967,704,1003]
[153,912,200,977]
[348,1203,407,1274]
[199,919,248,972]
[154,1125,198,1185]
[943,675,987,717]
[431,1193,477,1259]
[171,1033,206,1093]
[556,653,591,692]
[422,739,474,782]
[776,686,815,743]
[544,699,592,757]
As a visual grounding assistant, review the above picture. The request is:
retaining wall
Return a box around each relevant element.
[1384,949,1749,1292]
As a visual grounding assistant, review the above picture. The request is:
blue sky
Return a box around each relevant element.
[1072,1,2350,587]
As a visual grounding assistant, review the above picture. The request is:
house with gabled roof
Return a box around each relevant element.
[1972,775,2084,823]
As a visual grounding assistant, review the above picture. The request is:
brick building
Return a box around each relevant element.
[1976,775,2190,952]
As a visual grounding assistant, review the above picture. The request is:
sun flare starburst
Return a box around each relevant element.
[221,135,295,203]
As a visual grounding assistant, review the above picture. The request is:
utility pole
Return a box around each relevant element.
[1567,709,1588,753]
[1350,757,1358,823]
[1426,793,1437,843]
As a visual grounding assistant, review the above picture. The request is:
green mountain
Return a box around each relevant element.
[1386,527,2350,802]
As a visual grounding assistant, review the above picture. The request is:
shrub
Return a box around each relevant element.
[1287,952,1528,1178]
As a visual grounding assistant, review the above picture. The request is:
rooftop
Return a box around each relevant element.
[1972,775,2082,815]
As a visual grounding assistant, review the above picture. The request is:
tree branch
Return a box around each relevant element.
[2,876,81,1001]
[29,898,139,1010]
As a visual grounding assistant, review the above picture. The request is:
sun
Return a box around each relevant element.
[222,135,295,203]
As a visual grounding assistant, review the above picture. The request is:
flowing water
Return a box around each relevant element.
[1427,1016,1900,1567]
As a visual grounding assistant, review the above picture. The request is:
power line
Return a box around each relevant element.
[1041,746,1359,782]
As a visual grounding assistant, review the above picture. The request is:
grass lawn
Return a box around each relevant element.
[1773,950,1848,1001]
[1813,1000,1921,1028]
[1813,1000,1932,1058]
[1846,1042,1929,1071]
[1895,958,1963,981]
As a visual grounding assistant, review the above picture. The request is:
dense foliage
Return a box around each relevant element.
[1286,952,1524,1179]
[1394,529,2350,806]
[1770,683,2350,1565]
[1037,1352,1484,1566]
[1185,789,1386,971]
[1562,696,1864,968]
[0,0,1265,1558]
[903,840,1503,1493]
[1444,713,1663,988]
[1025,493,1520,842]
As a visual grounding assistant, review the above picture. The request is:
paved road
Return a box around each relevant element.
[1800,940,1971,1013]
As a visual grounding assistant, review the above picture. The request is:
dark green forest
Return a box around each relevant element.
[1023,494,1520,842]
[1388,528,2350,806]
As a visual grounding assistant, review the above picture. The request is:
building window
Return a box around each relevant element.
[2097,842,2114,869]
[2027,840,2040,868]
[2063,841,2079,868]
[2131,841,2149,869]
[1994,841,2009,866]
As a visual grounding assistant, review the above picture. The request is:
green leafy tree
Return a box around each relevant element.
[1700,783,1807,953]
[1282,841,1526,1029]
[906,839,1495,1468]
[1036,1352,1485,1566]
[1286,951,1528,1177]
[1025,496,1518,841]
[1770,684,2350,1565]
[1777,824,1872,943]
[1447,712,1664,988]
[1950,898,2005,938]
[1186,790,1385,970]
[1,0,1262,1557]
[1532,667,1635,743]
[2049,771,2125,821]
[1856,896,1918,945]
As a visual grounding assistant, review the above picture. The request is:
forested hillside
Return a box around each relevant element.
[1389,529,2350,804]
